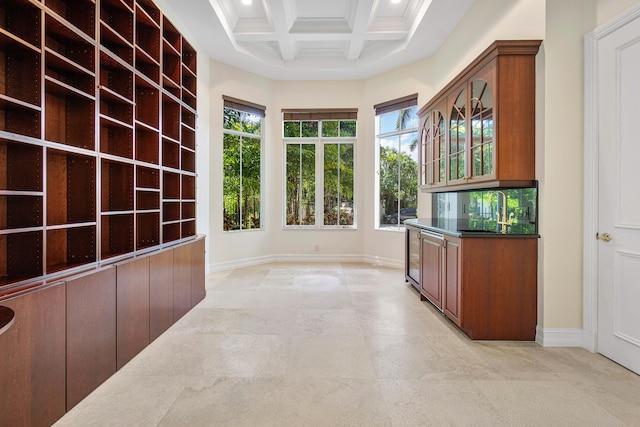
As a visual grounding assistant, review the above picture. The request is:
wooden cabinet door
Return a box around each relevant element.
[420,231,444,309]
[468,61,496,183]
[66,267,117,410]
[149,248,175,341]
[446,84,468,186]
[173,242,192,321]
[116,256,150,369]
[191,237,206,307]
[0,284,66,427]
[443,236,462,326]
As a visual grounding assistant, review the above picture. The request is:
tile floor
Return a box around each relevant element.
[55,262,640,426]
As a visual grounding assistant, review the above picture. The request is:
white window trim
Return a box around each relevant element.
[374,111,419,232]
[282,121,357,230]
[223,109,264,232]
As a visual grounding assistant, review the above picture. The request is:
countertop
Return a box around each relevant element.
[404,218,539,238]
[0,305,15,336]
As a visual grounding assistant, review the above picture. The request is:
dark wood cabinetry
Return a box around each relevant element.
[1,0,198,291]
[419,40,541,192]
[0,1,204,424]
[406,226,537,340]
[66,267,117,411]
[0,283,66,427]
[0,237,206,425]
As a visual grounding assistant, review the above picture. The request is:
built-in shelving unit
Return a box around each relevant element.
[0,0,198,290]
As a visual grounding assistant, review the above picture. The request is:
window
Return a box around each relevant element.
[223,96,265,231]
[283,109,357,228]
[375,95,419,229]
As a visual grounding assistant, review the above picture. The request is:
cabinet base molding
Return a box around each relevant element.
[535,326,585,347]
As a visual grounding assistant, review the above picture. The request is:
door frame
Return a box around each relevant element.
[583,3,640,352]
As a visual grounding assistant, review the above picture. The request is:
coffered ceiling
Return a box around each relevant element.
[162,0,473,80]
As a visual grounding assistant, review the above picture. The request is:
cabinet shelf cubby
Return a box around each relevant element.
[161,137,179,169]
[136,189,159,211]
[136,165,159,189]
[181,88,196,110]
[46,149,96,226]
[101,159,133,212]
[101,212,133,258]
[182,68,196,97]
[45,79,95,149]
[135,77,159,129]
[182,38,196,75]
[181,219,195,238]
[136,211,159,249]
[181,147,195,172]
[162,171,179,200]
[0,230,43,285]
[0,139,43,192]
[1,32,42,106]
[0,0,42,48]
[45,13,95,72]
[135,48,160,84]
[100,88,134,125]
[0,96,41,139]
[162,200,179,222]
[161,94,179,140]
[136,0,161,27]
[162,221,179,243]
[100,0,133,45]
[0,195,43,230]
[46,49,94,98]
[100,51,134,102]
[100,117,133,159]
[181,174,195,200]
[46,224,96,273]
[135,7,160,64]
[181,124,195,151]
[135,123,159,164]
[100,21,134,66]
[45,0,96,39]
[181,201,195,220]
[162,16,180,53]
[181,106,195,129]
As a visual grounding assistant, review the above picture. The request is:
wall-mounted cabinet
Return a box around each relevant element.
[0,0,198,290]
[419,40,541,192]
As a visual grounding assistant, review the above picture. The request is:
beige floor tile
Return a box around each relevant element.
[159,377,284,426]
[55,262,640,427]
[287,335,377,379]
[278,378,392,426]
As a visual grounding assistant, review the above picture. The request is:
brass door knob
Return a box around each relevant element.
[596,232,613,242]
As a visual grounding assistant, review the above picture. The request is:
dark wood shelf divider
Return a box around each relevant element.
[1,0,198,297]
[1,1,201,423]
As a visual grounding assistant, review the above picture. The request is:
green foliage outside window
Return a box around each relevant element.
[223,107,262,231]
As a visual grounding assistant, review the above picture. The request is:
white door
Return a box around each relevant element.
[596,10,640,375]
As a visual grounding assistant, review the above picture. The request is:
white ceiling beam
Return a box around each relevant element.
[235,31,408,42]
[346,0,376,60]
[264,0,297,61]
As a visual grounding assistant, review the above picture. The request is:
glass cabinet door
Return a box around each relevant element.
[449,88,466,183]
[420,106,446,187]
[470,79,494,179]
[419,113,432,186]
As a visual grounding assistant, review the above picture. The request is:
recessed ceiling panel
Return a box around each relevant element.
[170,0,474,79]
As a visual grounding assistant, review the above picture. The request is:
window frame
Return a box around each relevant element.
[282,114,357,230]
[222,98,265,232]
[374,95,419,231]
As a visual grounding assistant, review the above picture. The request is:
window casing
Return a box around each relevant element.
[223,98,264,231]
[375,96,419,230]
[283,111,357,228]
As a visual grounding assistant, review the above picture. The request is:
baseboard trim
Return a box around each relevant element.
[207,254,403,273]
[535,326,584,347]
